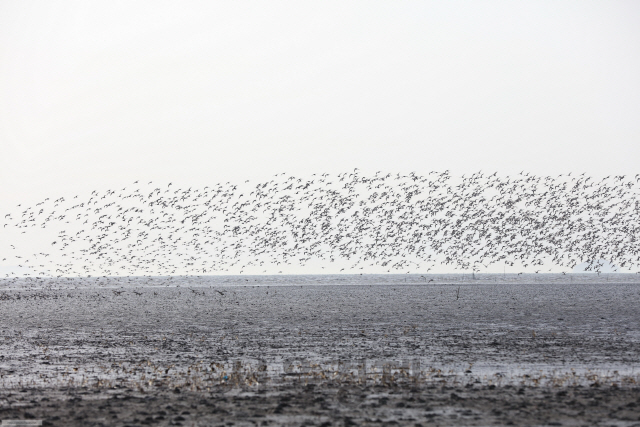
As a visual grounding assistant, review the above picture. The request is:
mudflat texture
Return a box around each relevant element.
[1,278,639,426]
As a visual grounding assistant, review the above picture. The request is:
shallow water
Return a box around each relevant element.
[2,272,640,289]
[1,275,639,391]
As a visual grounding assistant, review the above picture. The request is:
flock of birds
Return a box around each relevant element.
[1,170,639,278]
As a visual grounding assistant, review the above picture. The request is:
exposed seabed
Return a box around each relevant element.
[1,277,639,426]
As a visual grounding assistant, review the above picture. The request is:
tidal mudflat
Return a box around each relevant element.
[0,275,639,426]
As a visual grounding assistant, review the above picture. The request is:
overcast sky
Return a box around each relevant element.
[2,1,639,211]
[1,1,639,276]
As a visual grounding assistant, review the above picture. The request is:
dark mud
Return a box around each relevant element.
[1,382,639,426]
[1,280,639,425]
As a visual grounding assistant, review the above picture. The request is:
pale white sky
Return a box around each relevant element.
[1,1,639,212]
[0,1,639,275]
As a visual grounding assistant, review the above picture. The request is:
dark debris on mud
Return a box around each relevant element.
[1,382,639,427]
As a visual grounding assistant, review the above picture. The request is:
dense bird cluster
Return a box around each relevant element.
[1,170,639,277]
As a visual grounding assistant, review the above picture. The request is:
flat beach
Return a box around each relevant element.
[1,275,639,426]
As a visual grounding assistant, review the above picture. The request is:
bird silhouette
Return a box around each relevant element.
[0,170,638,280]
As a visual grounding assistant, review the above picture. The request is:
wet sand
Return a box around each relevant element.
[1,279,639,425]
